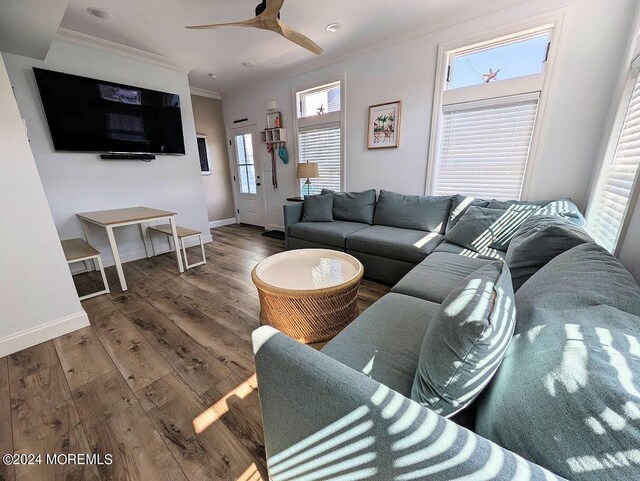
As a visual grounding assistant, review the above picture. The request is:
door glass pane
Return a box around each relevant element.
[448,34,549,90]
[239,166,249,193]
[235,133,256,194]
[235,136,246,163]
[244,134,255,164]
[247,165,257,194]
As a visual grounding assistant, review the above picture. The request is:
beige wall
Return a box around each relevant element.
[191,94,235,223]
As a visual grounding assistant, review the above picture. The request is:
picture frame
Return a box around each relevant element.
[367,101,402,149]
[266,111,282,129]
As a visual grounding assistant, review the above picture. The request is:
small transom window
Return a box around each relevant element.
[447,32,550,90]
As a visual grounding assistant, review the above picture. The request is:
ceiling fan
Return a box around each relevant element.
[186,0,323,55]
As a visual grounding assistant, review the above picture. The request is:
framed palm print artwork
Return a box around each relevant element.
[368,101,401,149]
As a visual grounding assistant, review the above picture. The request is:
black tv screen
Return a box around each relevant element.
[33,68,186,154]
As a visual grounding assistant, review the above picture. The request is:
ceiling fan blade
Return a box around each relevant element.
[261,0,285,17]
[276,22,323,55]
[186,18,260,29]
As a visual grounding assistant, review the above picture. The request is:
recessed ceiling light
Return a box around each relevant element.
[87,7,113,20]
[326,23,341,33]
[208,73,219,79]
[242,61,256,68]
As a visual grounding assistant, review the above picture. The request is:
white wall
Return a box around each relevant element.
[3,39,211,268]
[221,0,637,231]
[0,54,88,357]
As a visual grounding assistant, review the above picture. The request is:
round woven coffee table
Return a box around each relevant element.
[251,249,364,344]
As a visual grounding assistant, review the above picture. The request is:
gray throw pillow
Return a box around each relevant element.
[487,199,550,210]
[411,261,516,417]
[476,244,640,481]
[443,206,506,252]
[534,198,586,226]
[373,190,453,233]
[506,215,593,291]
[485,200,541,250]
[302,194,333,222]
[445,194,490,233]
[321,189,376,224]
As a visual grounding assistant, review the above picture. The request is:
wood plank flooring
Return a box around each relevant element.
[0,224,389,481]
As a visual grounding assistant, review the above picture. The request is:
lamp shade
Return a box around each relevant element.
[296,162,320,179]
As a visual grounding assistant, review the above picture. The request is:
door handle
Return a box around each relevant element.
[256,183,262,186]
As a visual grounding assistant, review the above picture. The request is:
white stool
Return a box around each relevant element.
[61,238,110,301]
[148,224,206,269]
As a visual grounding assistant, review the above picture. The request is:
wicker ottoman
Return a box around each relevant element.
[251,249,364,344]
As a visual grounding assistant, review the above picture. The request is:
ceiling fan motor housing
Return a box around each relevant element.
[255,0,280,18]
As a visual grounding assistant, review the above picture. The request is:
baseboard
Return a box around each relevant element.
[0,311,90,357]
[209,218,237,229]
[265,223,285,232]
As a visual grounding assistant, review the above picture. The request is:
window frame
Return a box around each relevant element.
[586,60,640,255]
[425,16,564,199]
[292,74,346,196]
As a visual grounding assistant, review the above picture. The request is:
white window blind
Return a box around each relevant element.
[587,72,640,253]
[433,92,539,200]
[298,124,341,195]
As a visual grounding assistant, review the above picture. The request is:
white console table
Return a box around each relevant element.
[77,206,184,291]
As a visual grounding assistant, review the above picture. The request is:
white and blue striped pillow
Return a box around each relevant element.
[411,261,516,417]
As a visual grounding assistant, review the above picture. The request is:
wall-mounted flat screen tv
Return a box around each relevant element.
[33,68,186,154]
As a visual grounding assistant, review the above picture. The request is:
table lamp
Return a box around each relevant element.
[296,162,320,197]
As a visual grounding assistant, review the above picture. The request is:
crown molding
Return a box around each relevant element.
[190,87,222,100]
[55,28,190,74]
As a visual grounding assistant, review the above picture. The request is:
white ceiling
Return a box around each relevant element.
[2,0,526,93]
[0,0,67,59]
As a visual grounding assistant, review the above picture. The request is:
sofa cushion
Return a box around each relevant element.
[433,241,506,261]
[373,190,453,234]
[443,206,506,251]
[485,200,541,250]
[392,252,492,304]
[514,243,640,331]
[322,189,377,224]
[506,215,593,291]
[411,261,516,417]
[322,292,441,396]
[346,225,443,264]
[533,198,586,226]
[301,194,333,222]
[476,244,640,481]
[289,221,369,248]
[445,194,491,233]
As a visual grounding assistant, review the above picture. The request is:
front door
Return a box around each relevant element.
[231,130,265,226]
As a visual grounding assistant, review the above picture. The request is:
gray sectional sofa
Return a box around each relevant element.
[284,190,578,284]
[255,192,640,481]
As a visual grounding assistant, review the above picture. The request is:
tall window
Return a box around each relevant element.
[430,27,553,200]
[587,68,640,253]
[296,81,342,194]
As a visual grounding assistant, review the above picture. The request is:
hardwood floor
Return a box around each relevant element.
[0,224,389,481]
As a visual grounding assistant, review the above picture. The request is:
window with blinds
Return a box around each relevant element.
[429,26,553,200]
[296,80,343,194]
[298,125,341,194]
[587,71,640,253]
[434,93,540,200]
